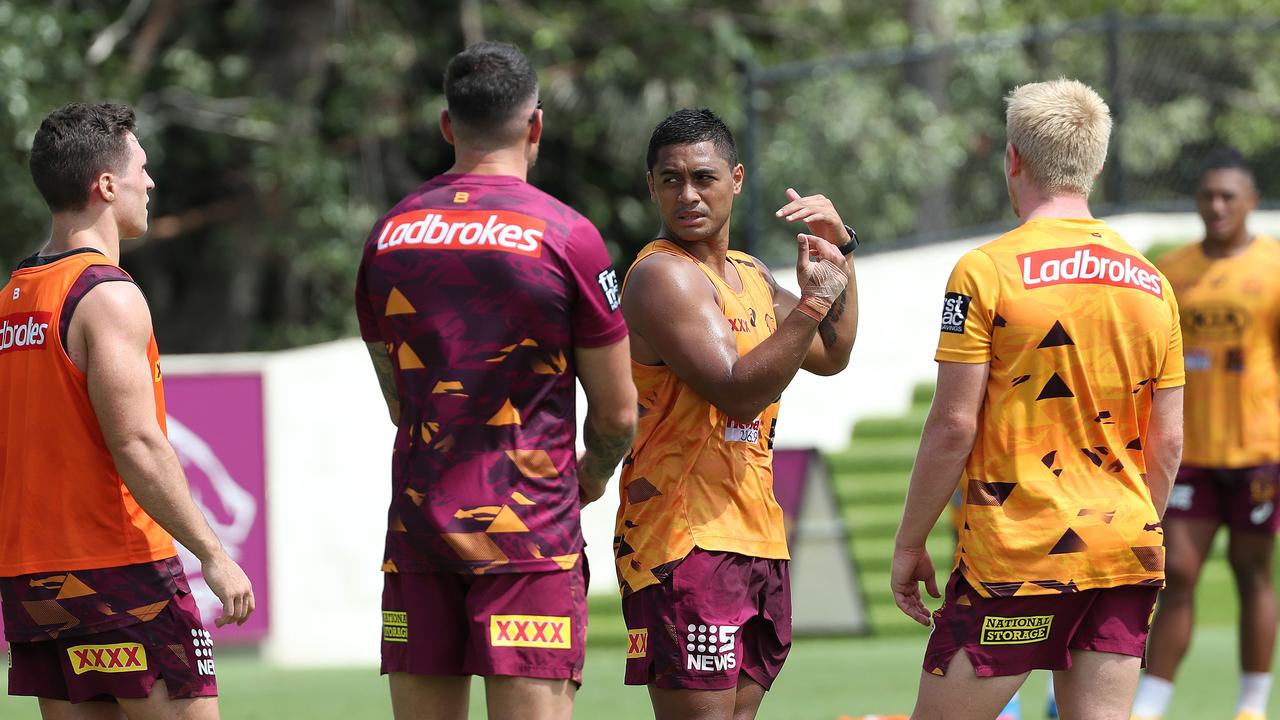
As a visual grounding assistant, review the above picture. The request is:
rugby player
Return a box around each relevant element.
[892,79,1185,720]
[0,103,254,718]
[354,42,636,720]
[1134,149,1280,720]
[616,108,859,720]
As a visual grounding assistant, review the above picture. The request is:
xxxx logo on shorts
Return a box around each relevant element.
[489,615,571,649]
[67,643,147,674]
[979,615,1053,645]
[626,628,648,659]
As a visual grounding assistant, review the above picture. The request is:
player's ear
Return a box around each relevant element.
[1005,143,1021,177]
[527,109,543,146]
[439,110,456,146]
[92,171,116,205]
[646,171,656,200]
[732,163,745,195]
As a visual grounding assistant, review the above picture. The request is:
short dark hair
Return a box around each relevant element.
[1199,146,1254,185]
[443,42,538,139]
[29,102,137,213]
[646,109,738,171]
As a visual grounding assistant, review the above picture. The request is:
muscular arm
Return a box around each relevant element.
[1144,386,1184,516]
[623,250,826,424]
[758,254,859,376]
[574,337,638,504]
[364,341,400,425]
[892,360,988,625]
[76,282,254,626]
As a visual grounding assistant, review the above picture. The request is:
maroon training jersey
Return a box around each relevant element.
[355,173,627,575]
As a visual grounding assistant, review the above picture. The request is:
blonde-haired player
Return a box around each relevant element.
[893,79,1184,720]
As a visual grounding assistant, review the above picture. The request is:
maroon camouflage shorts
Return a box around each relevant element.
[924,571,1158,678]
[621,548,792,691]
[380,556,588,683]
[1165,464,1280,533]
[3,558,216,702]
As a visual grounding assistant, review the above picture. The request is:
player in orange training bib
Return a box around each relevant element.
[1134,149,1280,720]
[1,103,253,719]
[892,79,1185,720]
[616,108,859,720]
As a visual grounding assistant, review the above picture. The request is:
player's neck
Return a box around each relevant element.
[446,147,529,182]
[1018,193,1094,222]
[659,226,731,273]
[44,212,120,264]
[1202,229,1253,259]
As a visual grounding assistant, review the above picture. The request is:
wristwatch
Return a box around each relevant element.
[836,224,859,255]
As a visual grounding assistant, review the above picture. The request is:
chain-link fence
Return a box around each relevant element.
[739,14,1280,261]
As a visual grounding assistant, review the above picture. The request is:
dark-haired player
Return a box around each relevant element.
[1,103,254,718]
[615,108,858,720]
[355,42,636,720]
[1135,150,1280,720]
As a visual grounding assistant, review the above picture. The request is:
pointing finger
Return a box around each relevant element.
[785,187,802,202]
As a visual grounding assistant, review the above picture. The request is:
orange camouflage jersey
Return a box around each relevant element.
[938,218,1184,597]
[614,240,787,596]
[1157,236,1280,468]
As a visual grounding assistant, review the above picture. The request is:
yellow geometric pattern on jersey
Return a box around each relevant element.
[936,218,1185,597]
[614,240,787,596]
[1158,236,1280,468]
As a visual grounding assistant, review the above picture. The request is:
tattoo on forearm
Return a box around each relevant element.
[372,351,399,406]
[818,289,847,348]
[580,421,634,483]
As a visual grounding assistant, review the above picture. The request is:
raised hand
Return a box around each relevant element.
[775,187,850,246]
[795,233,848,321]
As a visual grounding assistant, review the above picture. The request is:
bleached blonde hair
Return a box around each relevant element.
[1005,79,1111,197]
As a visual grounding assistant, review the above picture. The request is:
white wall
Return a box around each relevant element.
[166,211,1280,666]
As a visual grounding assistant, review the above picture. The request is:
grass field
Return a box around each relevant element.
[3,382,1277,718]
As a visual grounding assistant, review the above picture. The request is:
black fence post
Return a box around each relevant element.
[737,56,763,258]
[1105,10,1127,207]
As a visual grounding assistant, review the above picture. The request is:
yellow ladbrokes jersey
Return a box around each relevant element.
[1157,236,1280,468]
[615,240,786,596]
[938,218,1184,597]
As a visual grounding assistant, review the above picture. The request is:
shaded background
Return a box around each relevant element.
[3,1,1279,353]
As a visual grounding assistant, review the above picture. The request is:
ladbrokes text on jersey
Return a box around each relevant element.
[0,312,51,355]
[375,209,546,258]
[1018,244,1162,297]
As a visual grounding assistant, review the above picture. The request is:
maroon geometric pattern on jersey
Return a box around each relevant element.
[355,173,627,575]
[0,557,189,642]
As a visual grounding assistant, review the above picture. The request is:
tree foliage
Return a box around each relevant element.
[1,0,1277,351]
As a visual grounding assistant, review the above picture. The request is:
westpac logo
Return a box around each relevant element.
[0,312,51,355]
[626,628,648,659]
[1018,244,1162,297]
[489,614,571,649]
[979,615,1053,645]
[684,622,740,672]
[375,209,545,258]
[67,643,147,675]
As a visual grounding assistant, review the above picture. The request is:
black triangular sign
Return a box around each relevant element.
[1037,373,1075,400]
[1049,528,1088,554]
[1038,321,1075,348]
